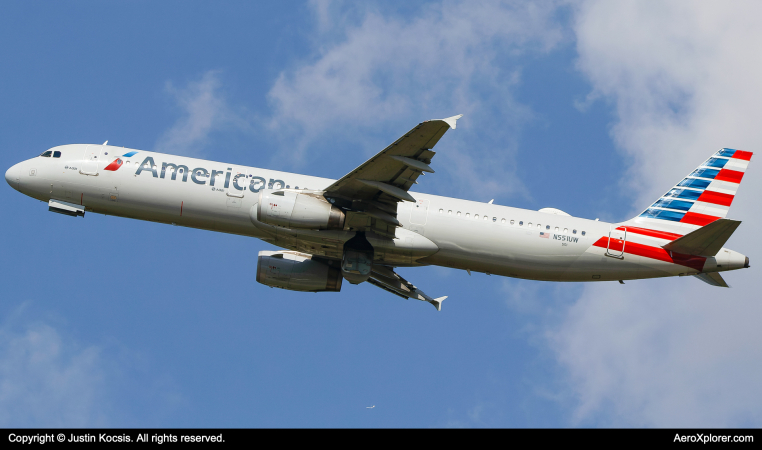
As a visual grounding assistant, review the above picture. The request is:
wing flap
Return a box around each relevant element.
[367,266,447,311]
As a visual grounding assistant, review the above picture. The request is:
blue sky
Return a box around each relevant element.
[2,0,761,427]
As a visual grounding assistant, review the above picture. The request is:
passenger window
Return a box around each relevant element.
[555,227,559,231]
[519,221,524,226]
[510,220,515,225]
[484,216,488,221]
[573,229,577,234]
[528,222,532,227]
[492,217,496,222]
[40,151,52,157]
[475,215,479,220]
[581,231,586,236]
[457,211,461,216]
[466,213,470,218]
[537,223,541,228]
[53,151,61,158]
[501,218,505,224]
[564,228,568,233]
[448,210,452,215]
[546,225,550,230]
[439,209,443,213]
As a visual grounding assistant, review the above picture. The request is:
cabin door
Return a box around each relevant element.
[79,144,102,176]
[606,226,627,259]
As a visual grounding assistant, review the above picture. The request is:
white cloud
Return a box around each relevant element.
[0,307,186,427]
[266,0,565,197]
[547,0,762,426]
[155,71,249,156]
[549,279,762,427]
[0,320,108,427]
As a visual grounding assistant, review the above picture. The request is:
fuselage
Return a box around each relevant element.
[5,144,749,283]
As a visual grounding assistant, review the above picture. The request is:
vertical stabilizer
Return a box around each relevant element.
[623,148,752,236]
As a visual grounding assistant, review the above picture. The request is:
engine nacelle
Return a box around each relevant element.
[257,190,345,230]
[256,251,342,292]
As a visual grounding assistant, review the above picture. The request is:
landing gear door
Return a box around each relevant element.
[606,226,626,259]
[79,144,102,176]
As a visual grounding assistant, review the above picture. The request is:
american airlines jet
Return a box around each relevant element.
[4,116,752,310]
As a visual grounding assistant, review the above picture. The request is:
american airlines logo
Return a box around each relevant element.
[133,156,291,192]
[103,158,123,171]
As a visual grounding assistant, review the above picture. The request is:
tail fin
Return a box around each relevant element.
[624,148,752,235]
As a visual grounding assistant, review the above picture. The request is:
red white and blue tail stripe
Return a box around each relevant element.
[626,148,752,234]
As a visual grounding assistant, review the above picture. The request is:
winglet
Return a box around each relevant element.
[441,114,463,130]
[428,296,447,311]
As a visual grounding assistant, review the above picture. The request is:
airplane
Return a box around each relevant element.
[4,115,752,310]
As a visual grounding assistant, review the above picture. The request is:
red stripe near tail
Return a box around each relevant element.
[593,237,705,272]
[697,190,734,207]
[732,150,753,161]
[680,212,719,226]
[616,226,683,241]
[715,169,744,183]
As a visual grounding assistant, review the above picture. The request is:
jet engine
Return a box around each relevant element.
[257,189,345,230]
[256,250,342,292]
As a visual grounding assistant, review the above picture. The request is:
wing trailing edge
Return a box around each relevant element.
[367,265,447,311]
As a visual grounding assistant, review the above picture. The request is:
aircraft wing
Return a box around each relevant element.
[367,265,446,311]
[323,115,462,237]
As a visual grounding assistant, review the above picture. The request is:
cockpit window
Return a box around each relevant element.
[40,151,52,157]
[53,151,61,158]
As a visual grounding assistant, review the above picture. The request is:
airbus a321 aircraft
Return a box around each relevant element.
[5,115,752,310]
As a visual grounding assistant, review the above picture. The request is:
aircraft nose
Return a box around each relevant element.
[5,163,20,190]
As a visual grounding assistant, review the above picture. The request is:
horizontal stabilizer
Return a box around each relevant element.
[663,218,741,256]
[693,272,730,287]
